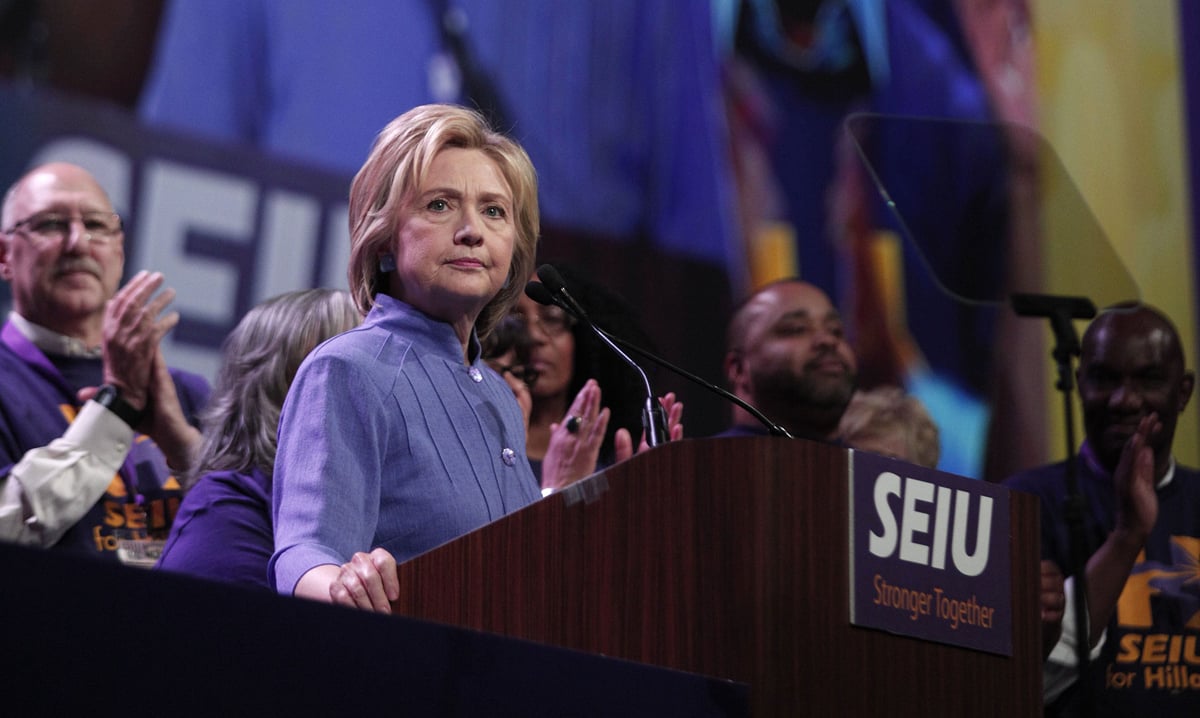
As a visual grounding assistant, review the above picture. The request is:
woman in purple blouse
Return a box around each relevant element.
[270,104,545,610]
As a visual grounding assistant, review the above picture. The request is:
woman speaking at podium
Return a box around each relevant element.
[269,104,542,611]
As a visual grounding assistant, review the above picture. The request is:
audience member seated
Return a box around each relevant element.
[0,162,208,563]
[1004,302,1197,715]
[505,265,682,487]
[719,278,857,440]
[480,312,537,423]
[154,288,360,588]
[837,385,940,469]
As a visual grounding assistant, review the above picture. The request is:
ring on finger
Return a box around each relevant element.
[565,415,583,434]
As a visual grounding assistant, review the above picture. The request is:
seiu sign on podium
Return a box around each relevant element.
[849,451,1013,656]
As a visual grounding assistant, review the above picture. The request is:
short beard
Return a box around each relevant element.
[753,365,856,437]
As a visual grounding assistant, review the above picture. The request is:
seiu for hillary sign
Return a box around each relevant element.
[849,451,1012,656]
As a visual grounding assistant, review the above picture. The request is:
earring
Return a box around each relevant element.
[379,253,396,273]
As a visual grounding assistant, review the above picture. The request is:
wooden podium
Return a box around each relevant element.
[391,436,1042,716]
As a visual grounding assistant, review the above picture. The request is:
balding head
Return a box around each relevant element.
[1078,302,1194,476]
[2,163,112,227]
[724,279,858,439]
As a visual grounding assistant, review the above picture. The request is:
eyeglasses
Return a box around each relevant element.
[509,307,576,338]
[2,211,123,245]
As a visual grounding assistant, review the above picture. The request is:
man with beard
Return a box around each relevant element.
[1005,302,1198,716]
[0,163,208,561]
[719,279,857,440]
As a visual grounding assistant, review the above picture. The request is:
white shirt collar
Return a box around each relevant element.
[1081,437,1176,490]
[8,311,102,358]
[1157,456,1177,490]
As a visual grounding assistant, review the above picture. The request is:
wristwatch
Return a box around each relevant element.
[94,384,146,428]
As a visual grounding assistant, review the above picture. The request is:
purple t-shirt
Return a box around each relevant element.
[0,320,210,560]
[1005,447,1200,716]
[155,467,273,589]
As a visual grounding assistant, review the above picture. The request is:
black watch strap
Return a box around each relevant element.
[94,384,146,428]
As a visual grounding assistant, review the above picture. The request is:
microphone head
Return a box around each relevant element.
[524,281,556,307]
[535,264,568,294]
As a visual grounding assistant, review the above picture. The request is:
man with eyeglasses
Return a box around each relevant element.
[0,162,209,562]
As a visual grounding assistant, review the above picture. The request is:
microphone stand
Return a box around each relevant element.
[524,279,795,440]
[532,267,668,447]
[600,328,794,439]
[1011,292,1096,713]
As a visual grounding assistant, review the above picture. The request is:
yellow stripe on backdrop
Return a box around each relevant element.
[1032,0,1198,467]
[748,221,800,288]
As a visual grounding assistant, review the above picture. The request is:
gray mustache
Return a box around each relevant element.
[55,258,102,276]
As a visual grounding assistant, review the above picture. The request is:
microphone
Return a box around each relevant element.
[526,268,794,440]
[1009,293,1096,321]
[532,265,667,448]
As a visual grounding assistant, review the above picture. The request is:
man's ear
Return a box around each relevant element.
[723,350,743,387]
[0,238,12,281]
[1178,370,1195,414]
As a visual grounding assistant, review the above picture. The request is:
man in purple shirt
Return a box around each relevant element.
[1005,303,1198,716]
[0,162,208,562]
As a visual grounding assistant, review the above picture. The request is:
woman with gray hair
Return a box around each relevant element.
[837,385,941,469]
[155,288,361,587]
[270,104,543,611]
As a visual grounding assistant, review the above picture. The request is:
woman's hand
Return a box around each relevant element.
[614,392,684,463]
[541,379,609,491]
[496,362,533,431]
[330,547,400,614]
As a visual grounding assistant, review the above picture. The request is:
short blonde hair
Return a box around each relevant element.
[347,104,539,339]
[838,386,940,469]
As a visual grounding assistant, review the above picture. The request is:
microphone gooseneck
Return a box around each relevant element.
[524,280,792,439]
[531,265,667,448]
[526,266,794,441]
